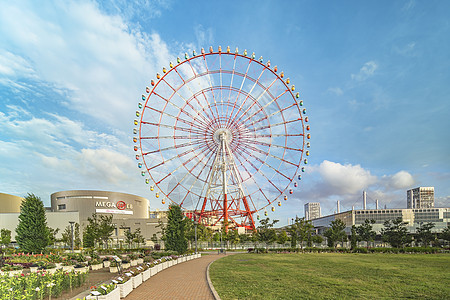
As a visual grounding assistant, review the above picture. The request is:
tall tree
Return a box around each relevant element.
[441,224,450,244]
[356,219,376,249]
[415,222,435,247]
[83,213,115,248]
[324,219,347,248]
[289,217,314,250]
[257,217,279,249]
[381,217,411,248]
[277,230,288,245]
[16,193,50,253]
[163,204,188,254]
[350,225,360,250]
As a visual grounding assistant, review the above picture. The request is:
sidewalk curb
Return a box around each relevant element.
[206,259,221,300]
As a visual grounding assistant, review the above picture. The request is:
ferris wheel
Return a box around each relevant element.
[133,46,310,231]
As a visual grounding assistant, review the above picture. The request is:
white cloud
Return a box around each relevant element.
[0,1,173,129]
[388,170,415,189]
[317,160,377,195]
[351,61,378,81]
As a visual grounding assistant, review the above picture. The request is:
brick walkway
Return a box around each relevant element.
[125,253,226,300]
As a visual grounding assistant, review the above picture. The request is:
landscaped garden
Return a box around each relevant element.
[209,252,450,299]
[0,250,201,299]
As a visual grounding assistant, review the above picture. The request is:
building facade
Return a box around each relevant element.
[304,202,321,220]
[0,191,166,246]
[407,187,434,209]
[311,207,450,235]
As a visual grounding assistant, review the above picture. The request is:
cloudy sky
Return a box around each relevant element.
[1,0,449,226]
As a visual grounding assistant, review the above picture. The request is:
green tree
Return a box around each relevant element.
[133,228,145,247]
[16,193,50,253]
[83,213,115,248]
[163,204,188,254]
[350,225,360,250]
[0,229,11,247]
[356,219,376,249]
[441,224,450,245]
[324,219,347,248]
[123,228,134,248]
[415,222,435,247]
[277,230,288,245]
[47,227,60,247]
[257,218,279,249]
[290,217,314,250]
[227,229,240,249]
[381,217,412,248]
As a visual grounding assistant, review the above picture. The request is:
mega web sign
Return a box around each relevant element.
[95,201,133,215]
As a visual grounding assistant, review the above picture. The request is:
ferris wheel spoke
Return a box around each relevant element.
[180,147,219,208]
[252,118,302,133]
[141,121,206,135]
[225,55,238,122]
[143,139,205,156]
[242,138,302,154]
[201,56,222,126]
[240,90,291,126]
[232,75,278,126]
[141,134,205,140]
[166,144,216,198]
[238,141,299,166]
[144,104,206,132]
[226,59,253,128]
[227,64,267,128]
[239,146,291,182]
[233,148,283,194]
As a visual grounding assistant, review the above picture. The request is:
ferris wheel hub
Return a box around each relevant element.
[213,128,233,145]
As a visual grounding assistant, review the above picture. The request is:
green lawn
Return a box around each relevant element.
[209,253,450,300]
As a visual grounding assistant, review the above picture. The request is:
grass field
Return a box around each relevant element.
[209,253,450,299]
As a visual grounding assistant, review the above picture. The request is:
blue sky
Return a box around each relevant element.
[0,0,449,226]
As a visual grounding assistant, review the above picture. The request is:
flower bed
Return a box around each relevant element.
[86,283,120,300]
[0,269,88,299]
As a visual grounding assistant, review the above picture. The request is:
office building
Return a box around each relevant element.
[407,187,434,209]
[304,202,321,220]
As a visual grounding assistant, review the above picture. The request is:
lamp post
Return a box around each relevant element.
[194,217,198,253]
[69,221,75,253]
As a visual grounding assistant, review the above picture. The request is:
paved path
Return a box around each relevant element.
[125,254,226,300]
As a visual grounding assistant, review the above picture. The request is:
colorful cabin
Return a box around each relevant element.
[289,189,293,194]
[145,179,149,184]
[274,66,278,72]
[218,46,222,52]
[251,52,255,59]
[305,117,309,122]
[134,146,138,151]
[306,142,310,148]
[259,56,263,62]
[135,155,140,160]
[201,48,205,54]
[267,60,271,67]
[162,67,167,73]
[136,111,140,117]
[150,186,154,191]
[227,46,230,53]
[264,210,268,216]
[151,80,155,86]
[133,137,137,143]
[304,159,308,164]
[133,128,137,134]
[278,201,281,207]
[286,78,290,84]
[134,120,138,125]
[146,86,150,93]
[156,192,159,198]
[177,57,181,63]
[138,163,142,168]
[138,103,143,109]
[301,167,305,172]
[284,195,288,200]
[298,175,302,180]
[209,46,213,53]
[169,62,173,68]
[141,171,145,176]
[162,198,165,204]
[156,73,161,79]
[271,206,275,212]
[141,95,146,100]
[299,100,303,106]
[294,182,298,187]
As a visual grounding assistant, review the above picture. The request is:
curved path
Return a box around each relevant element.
[125,253,227,300]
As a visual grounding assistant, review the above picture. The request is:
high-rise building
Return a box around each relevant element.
[305,202,321,220]
[407,187,434,209]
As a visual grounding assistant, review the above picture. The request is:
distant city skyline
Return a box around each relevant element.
[1,1,449,226]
